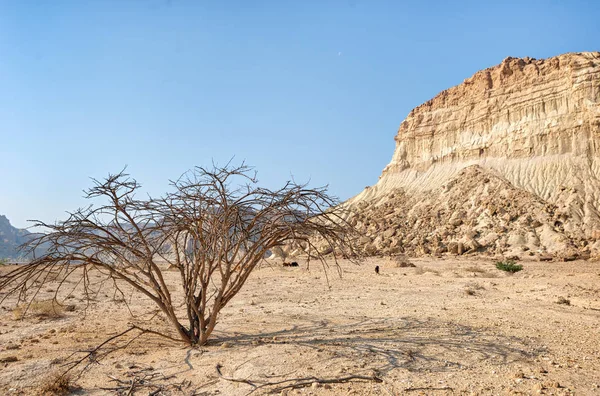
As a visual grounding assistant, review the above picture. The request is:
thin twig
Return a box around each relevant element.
[216,363,257,388]
[215,363,382,394]
[62,326,139,376]
[405,386,453,392]
[265,374,383,393]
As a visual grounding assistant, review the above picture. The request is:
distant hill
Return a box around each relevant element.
[0,215,45,260]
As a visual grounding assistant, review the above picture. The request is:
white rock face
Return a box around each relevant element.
[348,52,600,257]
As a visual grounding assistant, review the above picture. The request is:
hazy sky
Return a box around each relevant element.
[1,1,598,229]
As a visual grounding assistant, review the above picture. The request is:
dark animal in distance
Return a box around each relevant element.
[375,265,380,274]
[283,262,299,267]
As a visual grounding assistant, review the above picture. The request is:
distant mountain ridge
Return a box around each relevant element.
[0,215,37,259]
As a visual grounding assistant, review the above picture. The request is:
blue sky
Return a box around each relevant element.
[1,1,598,229]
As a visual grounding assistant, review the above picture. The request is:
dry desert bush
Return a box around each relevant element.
[12,299,66,320]
[38,373,74,396]
[0,163,359,346]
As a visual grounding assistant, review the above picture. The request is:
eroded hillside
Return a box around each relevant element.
[348,52,600,259]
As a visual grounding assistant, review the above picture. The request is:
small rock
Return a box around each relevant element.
[532,383,545,393]
[449,218,463,227]
[556,296,570,305]
[448,242,459,255]
[383,228,396,238]
[544,380,560,388]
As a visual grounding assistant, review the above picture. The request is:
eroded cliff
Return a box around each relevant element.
[348,52,600,258]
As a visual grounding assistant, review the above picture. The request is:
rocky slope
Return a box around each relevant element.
[0,215,32,259]
[347,52,600,259]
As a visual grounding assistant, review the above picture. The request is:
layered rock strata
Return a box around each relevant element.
[348,52,600,258]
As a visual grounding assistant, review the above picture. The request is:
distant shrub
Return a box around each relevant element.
[495,260,523,273]
[12,300,67,320]
[39,372,73,395]
[556,296,571,305]
[0,258,8,265]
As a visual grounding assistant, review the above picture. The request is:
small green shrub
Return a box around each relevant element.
[495,260,523,273]
[0,258,9,265]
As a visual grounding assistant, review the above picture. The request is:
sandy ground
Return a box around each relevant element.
[1,257,600,395]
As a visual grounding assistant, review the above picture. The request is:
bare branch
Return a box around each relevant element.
[1,163,361,348]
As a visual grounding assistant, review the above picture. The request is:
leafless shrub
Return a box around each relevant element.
[39,372,74,395]
[0,164,359,346]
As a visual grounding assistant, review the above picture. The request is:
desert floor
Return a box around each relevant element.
[1,257,599,395]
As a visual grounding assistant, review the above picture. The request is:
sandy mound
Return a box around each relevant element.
[349,165,596,259]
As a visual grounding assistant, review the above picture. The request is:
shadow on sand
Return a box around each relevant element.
[212,316,540,376]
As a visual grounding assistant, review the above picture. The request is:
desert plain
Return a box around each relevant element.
[1,257,599,395]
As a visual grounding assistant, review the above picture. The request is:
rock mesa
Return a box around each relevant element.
[348,52,600,259]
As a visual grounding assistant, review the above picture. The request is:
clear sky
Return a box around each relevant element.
[1,1,598,229]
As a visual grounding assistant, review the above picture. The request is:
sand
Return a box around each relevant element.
[1,257,599,395]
